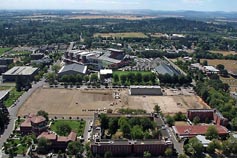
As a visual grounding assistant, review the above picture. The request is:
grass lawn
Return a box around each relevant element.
[4,88,24,107]
[0,47,12,56]
[0,86,11,91]
[4,136,31,155]
[9,51,31,56]
[50,120,86,136]
[113,70,152,76]
[94,32,148,38]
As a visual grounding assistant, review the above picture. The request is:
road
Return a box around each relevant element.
[0,80,45,149]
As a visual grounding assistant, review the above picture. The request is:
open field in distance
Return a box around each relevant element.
[210,50,237,56]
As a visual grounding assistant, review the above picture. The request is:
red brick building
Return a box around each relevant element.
[37,131,77,150]
[172,125,229,139]
[187,109,228,126]
[91,140,173,157]
[20,114,47,135]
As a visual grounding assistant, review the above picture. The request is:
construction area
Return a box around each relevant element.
[17,88,210,117]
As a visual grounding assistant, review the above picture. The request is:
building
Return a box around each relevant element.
[2,66,38,82]
[129,86,162,96]
[91,139,172,157]
[20,114,47,135]
[154,63,180,76]
[187,109,228,126]
[99,69,113,79]
[196,135,211,147]
[172,125,229,139]
[30,53,44,60]
[58,63,87,77]
[90,113,173,157]
[37,131,77,150]
[0,58,13,65]
[203,66,219,74]
[0,90,10,106]
[0,65,8,74]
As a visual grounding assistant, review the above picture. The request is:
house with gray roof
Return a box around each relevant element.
[58,63,87,77]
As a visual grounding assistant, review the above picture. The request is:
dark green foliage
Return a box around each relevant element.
[184,138,203,156]
[166,115,175,127]
[205,125,219,140]
[67,141,84,156]
[56,123,72,136]
[37,110,49,121]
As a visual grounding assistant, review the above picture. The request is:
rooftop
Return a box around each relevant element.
[20,114,46,127]
[58,63,87,74]
[130,85,161,89]
[196,135,211,147]
[100,69,113,75]
[173,125,229,137]
[155,63,180,76]
[204,66,219,72]
[0,90,9,101]
[3,66,38,75]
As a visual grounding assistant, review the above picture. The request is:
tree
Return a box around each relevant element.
[174,112,186,121]
[15,76,23,91]
[184,137,203,156]
[100,114,109,129]
[143,151,151,158]
[113,74,119,83]
[37,137,51,154]
[120,74,127,84]
[206,139,221,154]
[131,125,144,139]
[90,73,98,83]
[56,123,72,136]
[45,72,57,85]
[37,110,49,121]
[67,141,84,156]
[216,64,225,70]
[0,108,9,132]
[231,117,237,130]
[108,117,118,135]
[52,64,61,73]
[193,116,200,125]
[153,104,161,114]
[166,115,175,127]
[202,60,208,66]
[206,125,218,140]
[165,148,173,157]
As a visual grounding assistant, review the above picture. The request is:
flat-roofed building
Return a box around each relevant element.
[203,66,220,74]
[130,86,162,96]
[2,66,38,82]
[99,69,113,79]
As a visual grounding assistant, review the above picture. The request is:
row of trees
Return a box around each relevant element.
[159,74,192,85]
[113,72,157,85]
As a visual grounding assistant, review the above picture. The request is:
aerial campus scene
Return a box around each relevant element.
[0,0,237,158]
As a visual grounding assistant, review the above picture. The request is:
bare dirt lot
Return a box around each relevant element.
[18,88,209,117]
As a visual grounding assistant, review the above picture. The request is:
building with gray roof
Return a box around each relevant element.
[58,63,87,77]
[154,63,180,76]
[2,66,38,82]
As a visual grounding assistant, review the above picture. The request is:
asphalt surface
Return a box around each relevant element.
[0,80,45,149]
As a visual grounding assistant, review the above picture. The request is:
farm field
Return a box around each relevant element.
[210,50,237,56]
[200,59,237,73]
[220,76,237,92]
[17,88,209,117]
[93,32,148,38]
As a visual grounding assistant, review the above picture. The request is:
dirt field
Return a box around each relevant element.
[93,32,148,38]
[210,50,237,56]
[220,76,237,92]
[18,88,209,117]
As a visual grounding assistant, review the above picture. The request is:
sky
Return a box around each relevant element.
[0,0,236,12]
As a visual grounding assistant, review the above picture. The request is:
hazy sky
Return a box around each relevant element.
[0,0,235,11]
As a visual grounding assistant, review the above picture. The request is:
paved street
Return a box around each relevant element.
[0,80,45,149]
